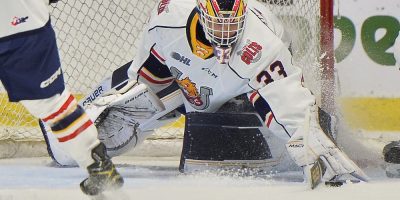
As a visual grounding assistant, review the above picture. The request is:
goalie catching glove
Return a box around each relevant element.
[285,105,368,188]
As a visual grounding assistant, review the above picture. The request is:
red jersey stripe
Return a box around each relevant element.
[139,70,174,84]
[249,91,258,104]
[266,113,274,128]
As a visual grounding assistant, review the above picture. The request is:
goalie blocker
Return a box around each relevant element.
[179,112,276,173]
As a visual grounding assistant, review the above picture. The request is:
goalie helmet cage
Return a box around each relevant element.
[0,0,334,158]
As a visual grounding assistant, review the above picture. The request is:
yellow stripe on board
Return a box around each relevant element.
[0,94,37,127]
[340,97,400,131]
[0,93,185,129]
[3,93,398,131]
[0,93,84,128]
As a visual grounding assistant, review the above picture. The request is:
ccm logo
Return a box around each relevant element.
[40,68,62,88]
[287,143,304,148]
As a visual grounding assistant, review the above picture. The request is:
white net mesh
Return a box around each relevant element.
[0,0,325,157]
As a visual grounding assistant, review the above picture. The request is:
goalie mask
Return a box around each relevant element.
[197,0,247,64]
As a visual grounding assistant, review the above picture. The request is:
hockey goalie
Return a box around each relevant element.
[41,0,368,188]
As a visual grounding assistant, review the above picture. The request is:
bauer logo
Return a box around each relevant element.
[11,16,29,26]
[158,0,170,15]
[237,40,263,65]
[81,86,104,107]
[171,52,191,66]
[40,68,62,88]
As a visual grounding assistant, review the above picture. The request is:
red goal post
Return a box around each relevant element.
[320,0,335,115]
[0,0,334,158]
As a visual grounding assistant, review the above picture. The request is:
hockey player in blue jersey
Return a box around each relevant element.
[0,0,123,196]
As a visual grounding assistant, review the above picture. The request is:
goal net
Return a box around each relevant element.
[0,0,333,158]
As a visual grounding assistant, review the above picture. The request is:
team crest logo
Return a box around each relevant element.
[176,77,202,105]
[237,40,263,65]
[158,0,170,15]
[176,77,213,109]
[170,67,213,110]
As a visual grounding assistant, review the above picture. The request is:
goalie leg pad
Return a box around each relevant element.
[179,112,273,173]
[82,81,168,157]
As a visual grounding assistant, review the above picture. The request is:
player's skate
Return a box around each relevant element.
[383,141,400,178]
[80,143,124,196]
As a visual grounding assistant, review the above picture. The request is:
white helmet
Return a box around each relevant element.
[197,0,248,63]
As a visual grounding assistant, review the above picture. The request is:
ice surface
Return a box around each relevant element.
[1,155,400,200]
[1,125,400,200]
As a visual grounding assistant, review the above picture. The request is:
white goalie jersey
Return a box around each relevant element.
[126,0,367,183]
[44,0,315,165]
[43,0,368,185]
[128,0,315,139]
